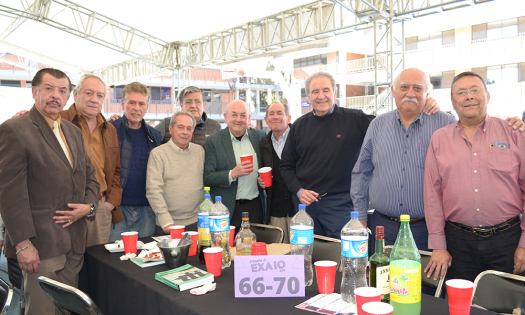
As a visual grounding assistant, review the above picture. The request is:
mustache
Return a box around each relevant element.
[46,99,62,106]
[402,97,418,104]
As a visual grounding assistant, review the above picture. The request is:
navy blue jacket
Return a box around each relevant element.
[110,115,161,190]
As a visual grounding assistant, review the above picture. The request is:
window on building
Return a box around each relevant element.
[26,82,31,88]
[472,23,487,40]
[112,86,125,99]
[430,73,442,89]
[417,32,442,50]
[519,62,525,82]
[301,88,306,98]
[150,87,161,101]
[1,80,21,87]
[406,36,418,51]
[519,17,525,34]
[472,67,487,85]
[442,30,455,45]
[293,54,327,68]
[486,64,518,85]
[442,71,455,89]
[203,90,212,103]
[161,87,171,100]
[488,18,518,39]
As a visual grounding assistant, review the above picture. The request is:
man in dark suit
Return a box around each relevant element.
[0,68,100,315]
[258,102,294,243]
[204,100,266,229]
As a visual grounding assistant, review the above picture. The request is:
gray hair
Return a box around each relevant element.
[224,100,250,115]
[178,86,204,103]
[75,73,107,96]
[265,102,290,117]
[392,68,432,93]
[305,71,336,95]
[170,111,196,130]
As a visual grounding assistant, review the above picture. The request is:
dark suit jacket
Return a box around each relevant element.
[0,106,100,260]
[204,127,266,219]
[61,104,124,223]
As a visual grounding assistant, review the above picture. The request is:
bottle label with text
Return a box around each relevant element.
[390,264,421,303]
[209,215,230,232]
[341,236,368,258]
[376,265,390,295]
[290,226,313,245]
[198,213,210,228]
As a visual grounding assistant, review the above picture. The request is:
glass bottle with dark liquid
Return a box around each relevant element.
[369,226,390,302]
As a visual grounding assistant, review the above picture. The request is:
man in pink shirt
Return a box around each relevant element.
[424,71,525,282]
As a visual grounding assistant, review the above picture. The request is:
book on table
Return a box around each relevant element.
[130,257,165,268]
[155,264,214,291]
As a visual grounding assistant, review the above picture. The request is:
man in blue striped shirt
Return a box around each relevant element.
[351,68,525,252]
[351,68,456,251]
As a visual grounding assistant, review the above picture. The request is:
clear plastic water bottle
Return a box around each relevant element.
[290,204,314,286]
[198,194,213,263]
[341,211,369,304]
[209,196,231,268]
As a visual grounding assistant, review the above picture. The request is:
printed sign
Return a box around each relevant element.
[301,101,311,107]
[234,255,305,298]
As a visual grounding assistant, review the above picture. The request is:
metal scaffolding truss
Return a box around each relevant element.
[0,0,494,86]
[0,0,178,69]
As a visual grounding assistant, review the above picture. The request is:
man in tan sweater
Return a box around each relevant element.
[146,112,205,234]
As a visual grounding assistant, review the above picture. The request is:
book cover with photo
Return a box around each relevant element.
[155,264,214,291]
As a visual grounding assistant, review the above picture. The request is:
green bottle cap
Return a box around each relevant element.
[400,214,410,222]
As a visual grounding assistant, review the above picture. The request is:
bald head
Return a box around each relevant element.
[392,68,431,93]
[224,100,251,137]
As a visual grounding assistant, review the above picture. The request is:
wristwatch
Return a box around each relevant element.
[86,203,95,220]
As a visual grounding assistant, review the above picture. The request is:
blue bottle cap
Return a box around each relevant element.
[215,196,222,202]
[204,194,210,199]
[299,204,306,210]
[351,211,359,218]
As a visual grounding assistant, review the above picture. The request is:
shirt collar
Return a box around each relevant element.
[395,109,425,127]
[229,129,248,141]
[455,113,490,132]
[271,125,290,143]
[170,140,190,152]
[312,104,336,117]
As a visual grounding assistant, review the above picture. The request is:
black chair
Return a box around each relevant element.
[312,234,341,270]
[384,246,445,297]
[471,270,525,314]
[37,276,103,315]
[0,277,13,315]
[250,223,284,244]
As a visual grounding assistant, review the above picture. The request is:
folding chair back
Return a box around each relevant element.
[250,223,284,244]
[472,270,525,313]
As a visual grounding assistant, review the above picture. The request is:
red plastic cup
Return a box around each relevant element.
[355,287,382,315]
[169,225,185,239]
[314,260,337,294]
[446,279,474,315]
[251,242,267,255]
[258,167,272,187]
[229,226,236,247]
[240,154,253,173]
[203,247,223,276]
[121,232,138,255]
[362,302,393,315]
[182,231,199,256]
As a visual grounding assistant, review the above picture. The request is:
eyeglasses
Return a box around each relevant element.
[183,99,203,106]
[452,88,484,98]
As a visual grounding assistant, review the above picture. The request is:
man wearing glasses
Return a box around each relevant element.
[424,72,525,282]
[156,86,221,147]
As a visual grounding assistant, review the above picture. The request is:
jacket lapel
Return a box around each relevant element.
[61,122,77,169]
[29,106,73,169]
[221,128,236,167]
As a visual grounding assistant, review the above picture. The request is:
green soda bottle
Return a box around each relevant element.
[389,215,421,315]
[203,186,210,201]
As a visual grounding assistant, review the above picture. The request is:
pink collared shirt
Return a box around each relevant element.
[424,114,525,250]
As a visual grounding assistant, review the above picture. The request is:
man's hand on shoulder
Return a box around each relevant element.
[53,203,91,228]
[424,249,452,280]
[232,161,253,179]
[506,116,525,131]
[12,109,29,118]
[298,189,319,206]
[423,97,440,115]
[514,247,525,274]
[16,240,40,274]
[108,114,121,121]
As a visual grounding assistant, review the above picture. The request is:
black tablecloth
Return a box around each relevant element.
[82,237,497,315]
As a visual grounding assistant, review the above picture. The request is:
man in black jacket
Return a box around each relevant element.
[156,86,221,146]
[258,102,294,242]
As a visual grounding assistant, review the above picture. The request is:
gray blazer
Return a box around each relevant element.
[0,106,99,260]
